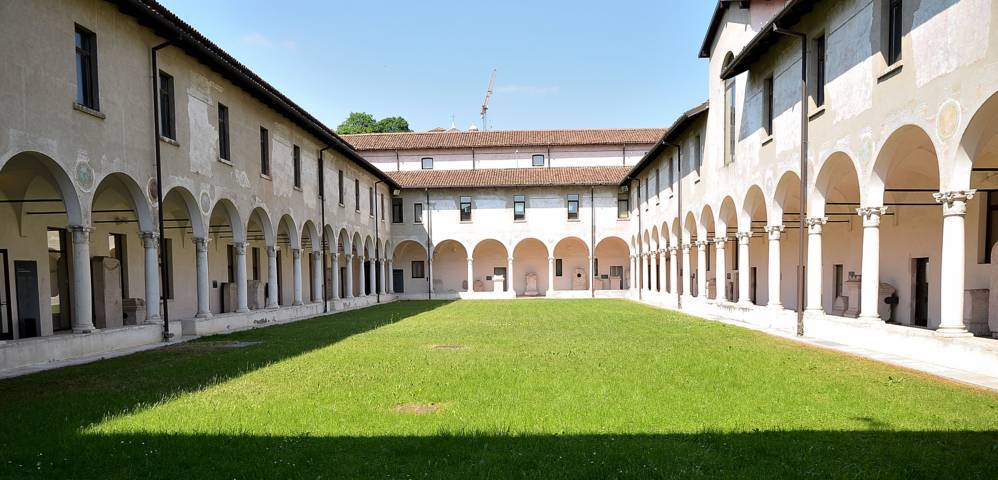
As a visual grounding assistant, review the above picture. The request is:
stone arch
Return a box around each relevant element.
[741,184,768,232]
[432,239,470,293]
[0,151,85,228]
[699,204,716,239]
[869,124,940,207]
[553,236,590,291]
[209,198,244,243]
[812,152,862,218]
[512,237,549,296]
[247,206,275,247]
[718,196,738,237]
[772,170,802,226]
[301,220,319,251]
[594,236,630,290]
[92,172,155,233]
[950,91,998,192]
[277,214,299,249]
[471,239,509,293]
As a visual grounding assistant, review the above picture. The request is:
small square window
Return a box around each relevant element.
[532,154,545,167]
[421,157,433,169]
[567,194,579,220]
[460,196,472,222]
[513,194,526,221]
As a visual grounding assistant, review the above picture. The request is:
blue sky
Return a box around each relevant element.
[159,0,715,132]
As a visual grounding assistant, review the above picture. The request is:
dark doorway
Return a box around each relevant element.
[339,266,347,299]
[276,249,283,305]
[14,260,40,338]
[494,267,507,292]
[47,228,71,331]
[913,257,929,327]
[392,268,404,293]
[0,250,12,340]
[375,261,382,295]
[750,267,758,305]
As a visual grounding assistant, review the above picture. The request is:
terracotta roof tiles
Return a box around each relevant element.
[344,128,666,151]
[387,166,632,189]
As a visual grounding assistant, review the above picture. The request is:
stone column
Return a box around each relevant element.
[344,254,354,298]
[935,191,975,337]
[140,231,161,321]
[507,257,514,294]
[714,237,727,302]
[806,217,827,312]
[767,225,784,308]
[696,241,708,299]
[358,255,367,296]
[628,255,636,290]
[235,242,249,313]
[669,247,679,294]
[681,244,692,297]
[69,226,95,333]
[857,207,887,320]
[266,246,279,309]
[386,259,394,294]
[194,237,211,318]
[429,258,436,294]
[379,259,386,294]
[311,251,322,302]
[331,252,341,300]
[737,232,752,305]
[658,250,667,293]
[292,248,303,306]
[467,257,475,293]
[368,258,376,295]
[547,257,556,292]
[639,254,647,291]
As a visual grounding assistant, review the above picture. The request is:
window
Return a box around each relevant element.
[532,154,545,167]
[411,261,425,278]
[644,178,649,208]
[460,196,472,222]
[887,0,903,66]
[392,197,403,223]
[354,179,360,211]
[814,35,826,107]
[421,157,433,169]
[654,168,660,202]
[763,76,774,135]
[414,202,424,224]
[293,145,302,188]
[617,186,630,219]
[369,187,374,216]
[259,127,270,176]
[74,25,99,110]
[555,259,563,277]
[338,170,344,205]
[567,194,579,220]
[985,191,998,262]
[218,104,230,161]
[833,264,844,298]
[513,195,526,221]
[317,154,325,197]
[158,71,176,140]
[380,193,385,220]
[723,69,736,165]
[694,135,703,174]
[668,156,674,187]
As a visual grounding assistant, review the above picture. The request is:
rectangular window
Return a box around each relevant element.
[763,76,774,135]
[411,261,425,279]
[293,145,302,188]
[259,127,270,176]
[380,193,385,220]
[694,135,703,174]
[668,156,674,187]
[414,202,424,224]
[460,196,472,222]
[421,157,433,169]
[355,179,360,211]
[338,170,344,205]
[392,197,403,223]
[513,194,526,221]
[74,25,99,110]
[317,154,325,198]
[724,77,736,165]
[555,259,563,277]
[218,104,230,161]
[888,0,903,65]
[369,187,374,216]
[158,71,176,140]
[833,264,844,298]
[654,168,660,202]
[567,194,579,220]
[617,186,630,219]
[814,35,826,107]
[532,154,545,167]
[644,178,649,207]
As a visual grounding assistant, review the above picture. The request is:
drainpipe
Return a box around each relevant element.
[151,38,176,341]
[663,140,682,310]
[318,146,331,313]
[374,180,382,304]
[591,185,596,298]
[425,188,432,299]
[636,178,643,301]
[773,25,808,337]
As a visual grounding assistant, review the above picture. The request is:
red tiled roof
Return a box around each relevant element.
[387,166,632,189]
[344,128,666,151]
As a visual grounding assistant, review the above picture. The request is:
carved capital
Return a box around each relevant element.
[194,237,209,252]
[695,240,708,251]
[266,246,276,258]
[140,231,159,248]
[736,231,753,244]
[292,248,301,260]
[713,236,727,246]
[934,190,976,217]
[766,224,785,240]
[806,217,828,235]
[856,206,888,227]
[69,225,92,245]
[233,242,246,255]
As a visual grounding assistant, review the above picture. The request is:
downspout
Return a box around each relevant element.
[374,180,383,304]
[663,140,682,310]
[318,146,331,313]
[591,185,596,298]
[425,188,432,299]
[151,38,176,341]
[636,178,643,301]
[773,25,808,337]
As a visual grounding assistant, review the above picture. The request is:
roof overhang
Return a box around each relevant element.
[720,0,817,80]
[622,102,709,183]
[698,0,751,58]
[109,0,399,190]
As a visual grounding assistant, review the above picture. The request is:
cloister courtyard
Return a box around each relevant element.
[0,299,994,479]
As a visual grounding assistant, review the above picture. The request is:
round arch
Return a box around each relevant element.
[92,172,155,233]
[512,237,549,296]
[553,236,590,291]
[594,236,630,290]
[432,239,470,293]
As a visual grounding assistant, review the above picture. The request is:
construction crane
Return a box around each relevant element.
[480,68,496,131]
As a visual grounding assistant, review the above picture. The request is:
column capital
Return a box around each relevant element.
[468,257,475,264]
[344,253,353,260]
[856,206,888,227]
[681,243,691,252]
[934,190,976,217]
[140,231,159,248]
[668,246,679,254]
[508,257,514,263]
[714,236,727,246]
[736,231,753,243]
[695,240,708,250]
[266,245,276,257]
[233,242,246,255]
[766,224,785,240]
[194,237,209,252]
[312,251,322,260]
[292,248,301,259]
[548,256,555,262]
[69,225,93,244]
[806,216,828,235]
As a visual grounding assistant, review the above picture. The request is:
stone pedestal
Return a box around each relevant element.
[878,283,897,322]
[964,289,989,335]
[572,268,586,290]
[122,298,146,325]
[492,275,505,293]
[843,277,861,318]
[91,256,123,329]
[247,280,265,310]
[524,272,539,296]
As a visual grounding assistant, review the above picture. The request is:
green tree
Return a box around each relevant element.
[374,116,411,133]
[336,112,377,134]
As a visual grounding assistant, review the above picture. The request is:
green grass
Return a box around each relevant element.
[0,299,996,479]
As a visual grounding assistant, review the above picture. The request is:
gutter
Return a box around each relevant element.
[318,146,331,313]
[151,38,176,342]
[662,140,682,310]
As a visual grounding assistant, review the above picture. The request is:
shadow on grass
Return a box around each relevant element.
[4,430,997,478]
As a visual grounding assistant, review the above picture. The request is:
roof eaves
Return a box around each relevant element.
[623,102,709,183]
[698,0,752,58]
[720,0,816,80]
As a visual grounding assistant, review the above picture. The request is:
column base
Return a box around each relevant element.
[293,301,303,306]
[266,303,279,310]
[195,311,213,319]
[236,308,250,314]
[935,326,973,338]
[858,314,883,322]
[72,326,94,334]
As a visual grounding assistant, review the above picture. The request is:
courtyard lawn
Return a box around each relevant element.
[0,300,996,479]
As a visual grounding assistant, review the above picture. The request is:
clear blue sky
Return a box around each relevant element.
[159,0,715,132]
